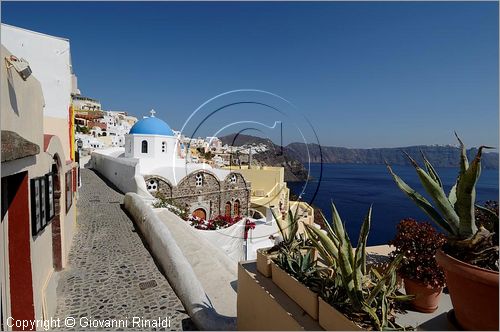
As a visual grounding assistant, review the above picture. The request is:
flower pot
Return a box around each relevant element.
[271,262,318,319]
[436,249,499,330]
[403,278,442,313]
[256,247,276,277]
[318,297,362,331]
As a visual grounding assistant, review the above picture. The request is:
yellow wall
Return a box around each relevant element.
[43,116,71,162]
[224,166,289,211]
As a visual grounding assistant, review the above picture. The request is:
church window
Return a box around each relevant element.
[141,140,148,153]
[146,179,158,193]
[225,202,231,217]
[230,174,237,184]
[195,173,203,187]
[162,141,167,153]
[234,200,240,216]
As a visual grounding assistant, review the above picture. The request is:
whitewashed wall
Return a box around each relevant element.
[2,24,73,120]
[91,151,151,197]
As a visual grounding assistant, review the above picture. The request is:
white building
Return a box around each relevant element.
[1,23,78,326]
[75,133,104,149]
[100,111,136,147]
[72,94,101,111]
[124,110,182,164]
[91,110,250,221]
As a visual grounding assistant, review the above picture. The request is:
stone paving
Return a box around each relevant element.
[53,169,195,331]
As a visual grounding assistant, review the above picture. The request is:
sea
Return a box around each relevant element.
[288,163,499,246]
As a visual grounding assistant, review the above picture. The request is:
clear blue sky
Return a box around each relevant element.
[2,1,498,148]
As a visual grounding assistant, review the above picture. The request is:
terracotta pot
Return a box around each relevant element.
[256,247,276,277]
[403,278,442,313]
[271,262,318,319]
[435,249,499,330]
[318,297,362,331]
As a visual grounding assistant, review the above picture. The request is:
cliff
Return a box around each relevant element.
[220,134,309,182]
[285,143,499,169]
[220,134,499,182]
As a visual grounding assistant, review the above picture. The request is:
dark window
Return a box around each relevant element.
[141,140,148,153]
[65,171,73,213]
[234,200,240,216]
[30,174,55,236]
[45,173,55,221]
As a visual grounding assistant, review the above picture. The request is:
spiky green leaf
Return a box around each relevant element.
[455,132,469,176]
[455,146,492,237]
[420,150,443,188]
[413,165,460,232]
[448,182,457,206]
[354,206,371,290]
[387,163,456,234]
[304,223,338,265]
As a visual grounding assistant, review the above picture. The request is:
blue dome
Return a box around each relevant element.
[129,117,174,136]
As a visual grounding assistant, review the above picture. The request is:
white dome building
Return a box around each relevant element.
[93,110,251,221]
[124,110,181,165]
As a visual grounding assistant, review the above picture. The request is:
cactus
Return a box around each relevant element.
[304,203,411,330]
[387,134,498,270]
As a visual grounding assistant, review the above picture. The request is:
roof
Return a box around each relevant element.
[1,130,40,162]
[129,116,174,136]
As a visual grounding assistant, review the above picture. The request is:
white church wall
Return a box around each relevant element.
[126,133,180,163]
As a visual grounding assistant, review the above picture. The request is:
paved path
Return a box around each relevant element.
[54,169,194,330]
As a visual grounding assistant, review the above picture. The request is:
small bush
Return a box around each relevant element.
[389,218,446,288]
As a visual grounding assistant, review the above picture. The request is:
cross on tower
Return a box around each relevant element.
[149,109,156,117]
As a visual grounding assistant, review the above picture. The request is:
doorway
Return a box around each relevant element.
[1,171,35,326]
[51,156,62,271]
[192,208,206,220]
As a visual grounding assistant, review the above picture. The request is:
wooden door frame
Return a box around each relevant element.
[3,171,35,328]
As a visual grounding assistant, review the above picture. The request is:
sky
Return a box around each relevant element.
[2,1,498,148]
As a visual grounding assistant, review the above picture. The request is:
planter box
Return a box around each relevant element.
[318,298,362,331]
[256,247,276,277]
[271,262,318,320]
[238,261,322,330]
[256,247,317,278]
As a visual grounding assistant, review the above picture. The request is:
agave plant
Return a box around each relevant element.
[304,203,411,330]
[268,204,305,253]
[386,133,498,270]
[275,246,326,293]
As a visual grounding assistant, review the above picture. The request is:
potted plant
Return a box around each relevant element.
[305,203,412,330]
[389,218,447,313]
[256,206,301,277]
[272,247,324,320]
[387,134,499,330]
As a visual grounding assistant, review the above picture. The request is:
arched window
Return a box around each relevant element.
[234,200,240,216]
[141,140,148,153]
[225,202,232,217]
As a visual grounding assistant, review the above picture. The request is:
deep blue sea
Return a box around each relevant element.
[288,163,499,246]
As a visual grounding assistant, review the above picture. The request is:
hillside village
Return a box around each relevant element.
[74,102,270,168]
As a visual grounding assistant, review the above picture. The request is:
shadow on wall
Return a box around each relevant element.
[7,72,19,115]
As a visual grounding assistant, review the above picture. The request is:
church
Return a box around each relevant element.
[121,110,250,220]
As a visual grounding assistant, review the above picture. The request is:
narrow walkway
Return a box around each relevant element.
[54,169,194,330]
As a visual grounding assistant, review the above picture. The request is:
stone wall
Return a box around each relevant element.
[143,170,250,220]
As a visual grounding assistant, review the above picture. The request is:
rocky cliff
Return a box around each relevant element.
[220,134,309,182]
[220,134,499,183]
[286,143,499,169]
